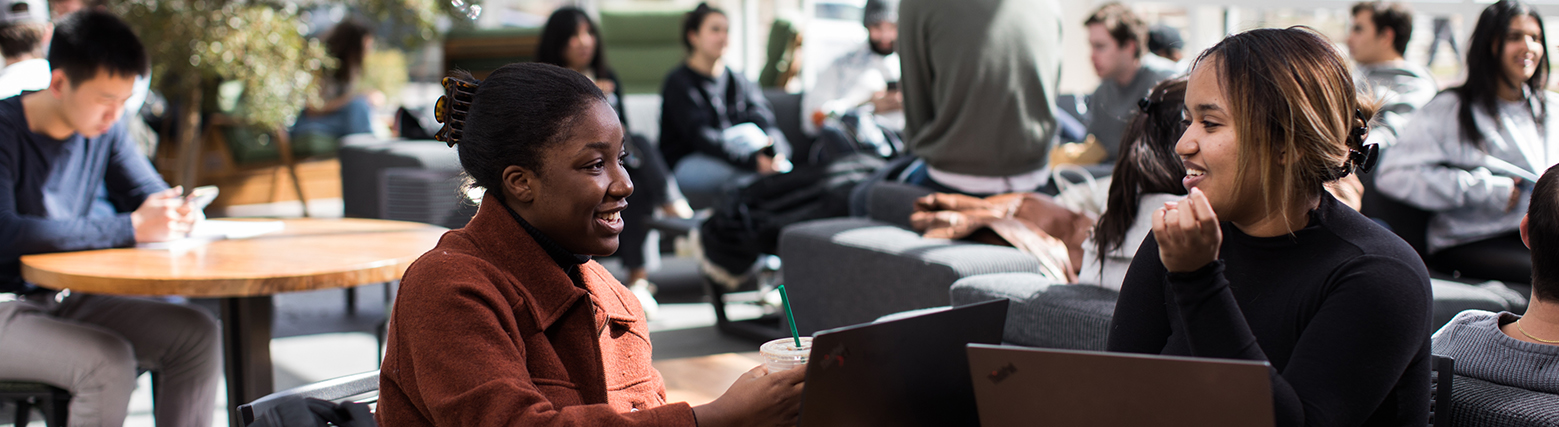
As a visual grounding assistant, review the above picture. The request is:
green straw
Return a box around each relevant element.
[778,285,802,348]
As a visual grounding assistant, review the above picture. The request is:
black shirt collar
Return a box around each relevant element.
[502,203,591,273]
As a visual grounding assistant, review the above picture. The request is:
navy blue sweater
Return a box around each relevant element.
[1107,194,1433,426]
[0,94,167,292]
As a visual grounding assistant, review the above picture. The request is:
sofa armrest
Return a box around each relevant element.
[779,217,1040,335]
[949,273,1117,350]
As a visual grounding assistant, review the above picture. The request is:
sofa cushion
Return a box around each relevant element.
[1431,279,1511,330]
[949,273,1118,350]
[779,217,1040,335]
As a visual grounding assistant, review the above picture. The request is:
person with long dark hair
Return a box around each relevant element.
[1377,0,1557,286]
[1107,28,1432,425]
[1079,77,1187,290]
[377,63,804,426]
[536,7,691,318]
[658,2,790,209]
[292,18,376,140]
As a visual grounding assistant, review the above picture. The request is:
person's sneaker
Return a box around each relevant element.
[629,279,660,320]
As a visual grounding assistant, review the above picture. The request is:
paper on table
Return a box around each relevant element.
[135,220,285,250]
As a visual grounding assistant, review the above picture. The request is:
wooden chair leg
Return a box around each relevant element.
[271,127,310,218]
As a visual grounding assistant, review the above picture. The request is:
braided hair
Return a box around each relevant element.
[434,63,607,198]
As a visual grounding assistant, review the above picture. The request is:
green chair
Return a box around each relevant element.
[599,8,688,95]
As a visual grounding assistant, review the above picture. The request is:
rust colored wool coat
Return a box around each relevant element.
[377,195,697,426]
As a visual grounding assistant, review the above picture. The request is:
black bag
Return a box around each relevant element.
[700,153,884,288]
[249,396,376,427]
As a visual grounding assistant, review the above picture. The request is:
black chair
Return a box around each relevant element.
[0,381,69,427]
[1431,354,1454,427]
[238,370,380,427]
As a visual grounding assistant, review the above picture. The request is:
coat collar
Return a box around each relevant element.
[463,193,638,331]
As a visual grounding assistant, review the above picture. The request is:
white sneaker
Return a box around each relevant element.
[629,279,659,320]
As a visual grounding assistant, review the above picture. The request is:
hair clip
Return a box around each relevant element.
[1137,97,1154,113]
[434,76,481,147]
[1355,143,1379,174]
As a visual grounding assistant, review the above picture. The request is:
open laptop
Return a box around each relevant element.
[796,299,1008,427]
[967,344,1275,427]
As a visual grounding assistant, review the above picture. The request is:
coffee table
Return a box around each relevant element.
[20,218,446,426]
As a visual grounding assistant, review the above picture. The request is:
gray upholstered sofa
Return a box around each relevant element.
[779,181,1521,347]
[778,182,1046,335]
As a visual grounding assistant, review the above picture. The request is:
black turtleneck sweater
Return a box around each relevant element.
[1106,194,1433,426]
[503,204,590,288]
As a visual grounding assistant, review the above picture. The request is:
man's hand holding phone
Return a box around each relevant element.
[131,186,209,243]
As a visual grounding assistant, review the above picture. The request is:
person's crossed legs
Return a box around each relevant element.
[0,293,221,427]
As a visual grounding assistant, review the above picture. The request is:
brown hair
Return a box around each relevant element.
[1085,3,1147,58]
[1194,27,1380,227]
[1351,1,1415,56]
[0,22,45,59]
[1095,77,1189,260]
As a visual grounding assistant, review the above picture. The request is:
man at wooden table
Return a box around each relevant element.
[0,12,219,427]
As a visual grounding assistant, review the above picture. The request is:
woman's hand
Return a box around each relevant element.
[1153,188,1222,273]
[693,365,806,427]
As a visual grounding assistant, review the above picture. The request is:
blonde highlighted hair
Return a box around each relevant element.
[1194,27,1380,227]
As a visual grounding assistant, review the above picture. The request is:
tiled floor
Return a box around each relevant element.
[3,253,770,426]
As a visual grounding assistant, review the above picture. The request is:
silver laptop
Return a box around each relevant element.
[967,344,1275,427]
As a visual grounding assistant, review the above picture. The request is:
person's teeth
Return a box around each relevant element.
[1187,169,1206,177]
[600,211,620,221]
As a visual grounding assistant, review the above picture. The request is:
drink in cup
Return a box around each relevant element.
[760,337,812,372]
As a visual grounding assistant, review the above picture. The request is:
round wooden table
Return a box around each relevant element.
[20,218,447,426]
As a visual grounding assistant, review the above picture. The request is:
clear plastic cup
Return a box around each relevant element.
[760,337,812,372]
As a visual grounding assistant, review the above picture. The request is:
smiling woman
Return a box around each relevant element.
[1377,0,1558,286]
[375,62,805,427]
[1106,28,1433,426]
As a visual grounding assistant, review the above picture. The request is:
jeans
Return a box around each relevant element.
[0,293,221,427]
[672,153,755,211]
[291,96,373,139]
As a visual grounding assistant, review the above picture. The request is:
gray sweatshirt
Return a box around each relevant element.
[899,0,1060,177]
[1085,56,1179,161]
[1431,310,1559,394]
[1376,91,1559,253]
[1355,60,1438,148]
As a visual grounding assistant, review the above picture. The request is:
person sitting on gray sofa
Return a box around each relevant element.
[1081,76,1187,291]
[1433,162,1559,393]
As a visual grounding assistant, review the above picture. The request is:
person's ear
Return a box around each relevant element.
[502,165,538,204]
[1379,27,1395,46]
[47,68,67,97]
[1522,215,1533,249]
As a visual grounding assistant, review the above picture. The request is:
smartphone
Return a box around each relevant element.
[885,81,899,91]
[185,185,219,210]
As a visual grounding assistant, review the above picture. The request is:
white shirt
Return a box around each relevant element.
[0,58,50,100]
[802,44,903,135]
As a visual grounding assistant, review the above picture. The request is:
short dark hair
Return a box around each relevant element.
[537,7,611,79]
[681,2,725,52]
[1528,164,1559,302]
[451,63,607,196]
[1084,3,1147,58]
[1351,1,1414,56]
[0,22,45,60]
[47,10,146,86]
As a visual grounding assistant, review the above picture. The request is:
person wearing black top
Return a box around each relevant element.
[537,7,692,318]
[1106,28,1432,426]
[659,3,790,209]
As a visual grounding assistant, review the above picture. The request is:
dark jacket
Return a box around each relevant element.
[658,64,789,170]
[377,194,696,426]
